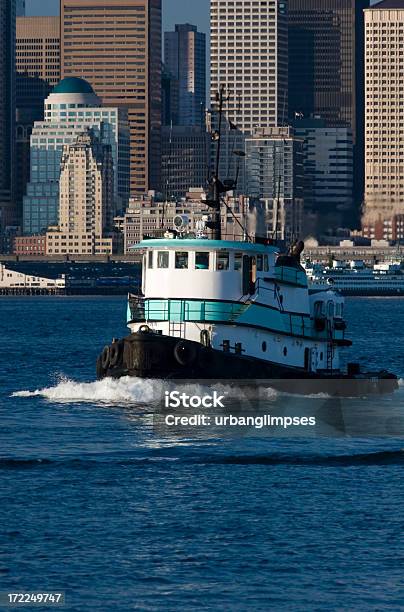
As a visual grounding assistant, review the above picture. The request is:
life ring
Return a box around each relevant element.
[139,324,150,334]
[174,341,197,367]
[101,346,110,369]
[110,341,121,368]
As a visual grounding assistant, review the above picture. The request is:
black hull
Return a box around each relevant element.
[96,331,398,396]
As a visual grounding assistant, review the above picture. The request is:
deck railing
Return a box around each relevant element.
[128,296,346,342]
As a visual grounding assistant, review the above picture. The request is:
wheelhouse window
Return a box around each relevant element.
[264,255,269,272]
[216,251,229,270]
[148,251,153,269]
[257,255,263,272]
[234,253,242,271]
[195,252,209,270]
[157,251,169,269]
[175,252,188,269]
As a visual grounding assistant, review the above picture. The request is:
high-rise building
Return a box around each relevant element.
[16,0,24,16]
[161,65,179,126]
[363,1,404,240]
[210,0,288,185]
[245,127,304,241]
[23,77,130,235]
[161,126,209,199]
[0,0,16,229]
[16,17,60,124]
[61,0,162,196]
[46,131,115,255]
[16,17,60,222]
[288,0,369,214]
[164,24,206,127]
[294,117,353,232]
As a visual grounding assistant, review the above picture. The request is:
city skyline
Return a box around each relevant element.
[26,0,210,33]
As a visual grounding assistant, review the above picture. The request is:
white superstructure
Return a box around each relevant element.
[127,238,349,374]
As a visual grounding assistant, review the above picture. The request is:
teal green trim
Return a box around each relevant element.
[140,299,248,323]
[128,298,346,343]
[130,239,278,253]
[274,266,308,288]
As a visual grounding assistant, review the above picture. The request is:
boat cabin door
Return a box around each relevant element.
[305,347,318,373]
[242,255,256,295]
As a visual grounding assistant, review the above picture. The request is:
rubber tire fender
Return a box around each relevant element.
[110,342,122,368]
[174,341,198,367]
[96,355,105,379]
[101,345,110,370]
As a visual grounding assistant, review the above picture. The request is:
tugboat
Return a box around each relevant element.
[96,90,397,395]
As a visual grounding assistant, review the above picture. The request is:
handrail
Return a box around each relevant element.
[128,296,346,342]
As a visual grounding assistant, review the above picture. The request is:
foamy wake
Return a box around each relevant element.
[12,376,279,406]
[12,376,159,405]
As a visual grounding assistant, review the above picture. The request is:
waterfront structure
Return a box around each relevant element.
[288,0,369,213]
[61,0,162,195]
[164,24,206,127]
[293,117,354,231]
[210,0,288,185]
[46,131,115,256]
[16,16,60,220]
[0,0,16,228]
[0,262,66,293]
[23,77,130,235]
[245,127,304,242]
[362,0,404,240]
[161,126,209,199]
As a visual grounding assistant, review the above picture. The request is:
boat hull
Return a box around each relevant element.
[96,331,398,396]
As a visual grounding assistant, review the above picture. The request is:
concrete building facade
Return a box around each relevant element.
[164,23,206,127]
[16,16,60,124]
[0,0,16,229]
[23,77,130,235]
[210,0,288,185]
[46,131,115,255]
[61,0,162,195]
[16,16,60,222]
[16,0,25,16]
[363,0,404,240]
[245,127,304,242]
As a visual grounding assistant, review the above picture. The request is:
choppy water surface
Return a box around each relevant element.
[1,297,403,611]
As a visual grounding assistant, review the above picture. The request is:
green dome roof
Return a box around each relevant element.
[52,77,95,95]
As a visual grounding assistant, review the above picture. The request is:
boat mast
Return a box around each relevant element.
[212,86,225,241]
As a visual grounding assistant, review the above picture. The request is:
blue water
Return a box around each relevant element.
[1,297,404,611]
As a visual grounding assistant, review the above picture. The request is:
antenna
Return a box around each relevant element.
[162,119,173,229]
[211,86,225,240]
[273,91,288,242]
